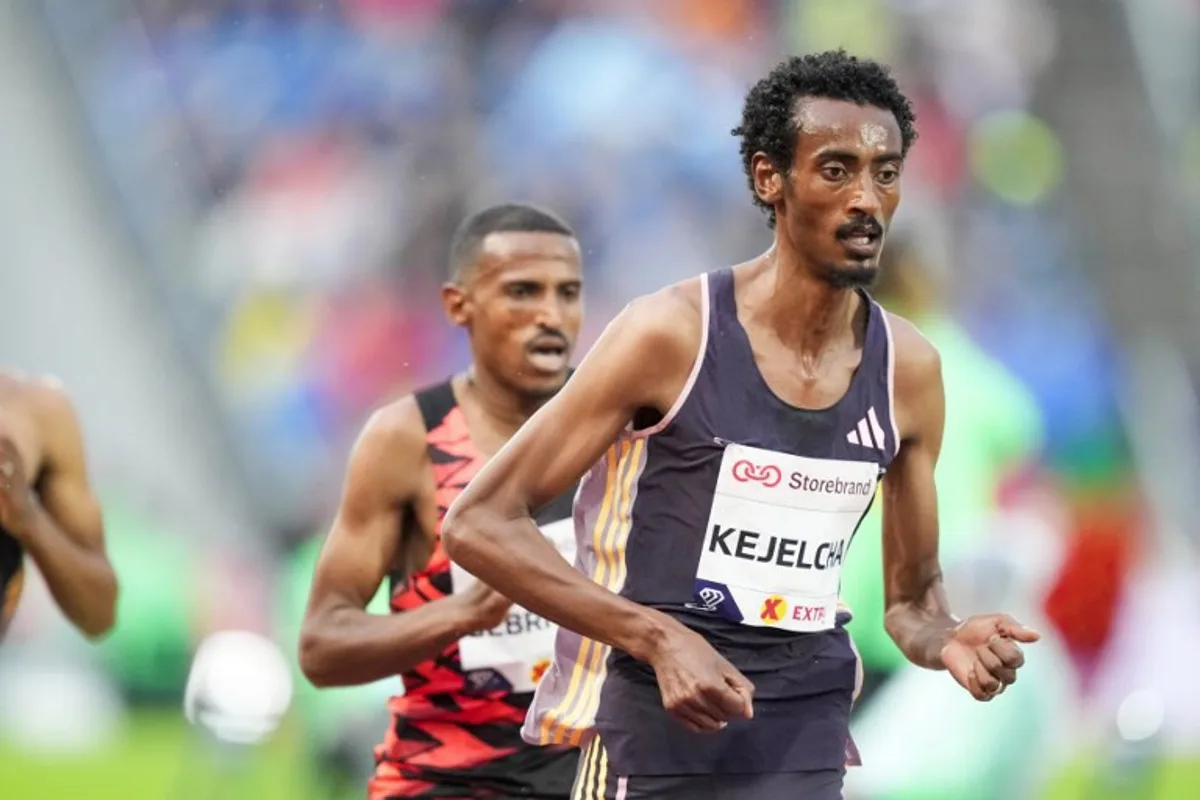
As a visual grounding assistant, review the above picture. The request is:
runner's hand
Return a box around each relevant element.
[455,581,514,634]
[940,613,1040,701]
[649,624,755,733]
[0,438,33,541]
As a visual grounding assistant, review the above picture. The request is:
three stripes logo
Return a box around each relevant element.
[846,406,887,452]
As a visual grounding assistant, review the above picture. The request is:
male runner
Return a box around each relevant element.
[442,51,1040,799]
[300,203,584,798]
[0,373,117,642]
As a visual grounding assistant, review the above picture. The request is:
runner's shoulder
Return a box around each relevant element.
[0,371,74,417]
[615,276,705,366]
[883,310,942,395]
[352,394,428,472]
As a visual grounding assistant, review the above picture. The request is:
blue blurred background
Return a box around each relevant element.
[1,0,1199,798]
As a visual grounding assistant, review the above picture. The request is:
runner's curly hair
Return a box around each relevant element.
[733,50,918,228]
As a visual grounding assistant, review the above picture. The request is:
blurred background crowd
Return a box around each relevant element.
[1,0,1199,798]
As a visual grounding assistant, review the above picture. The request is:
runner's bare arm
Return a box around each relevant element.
[299,400,507,687]
[880,318,958,669]
[442,286,701,664]
[21,383,117,639]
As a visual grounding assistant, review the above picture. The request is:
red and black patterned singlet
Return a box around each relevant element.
[370,381,577,799]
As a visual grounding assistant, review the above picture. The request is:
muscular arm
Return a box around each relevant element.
[881,320,958,669]
[299,400,487,687]
[25,384,117,639]
[442,287,700,664]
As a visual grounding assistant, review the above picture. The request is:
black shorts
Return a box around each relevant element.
[571,736,845,800]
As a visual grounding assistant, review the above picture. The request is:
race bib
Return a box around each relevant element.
[450,517,576,692]
[689,443,877,633]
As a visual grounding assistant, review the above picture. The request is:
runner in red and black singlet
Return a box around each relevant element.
[376,381,576,796]
[301,203,586,799]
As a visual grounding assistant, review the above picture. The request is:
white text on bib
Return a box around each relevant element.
[450,517,576,692]
[690,443,877,632]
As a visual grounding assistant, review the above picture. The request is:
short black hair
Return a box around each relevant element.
[732,50,918,227]
[447,203,575,281]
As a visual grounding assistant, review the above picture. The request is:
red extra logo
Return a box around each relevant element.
[731,459,782,488]
[529,658,551,685]
[760,594,787,625]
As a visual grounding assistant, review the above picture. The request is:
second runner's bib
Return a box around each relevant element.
[450,517,577,692]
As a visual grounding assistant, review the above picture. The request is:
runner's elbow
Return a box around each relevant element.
[442,501,490,568]
[80,576,118,640]
[81,605,116,641]
[298,620,339,688]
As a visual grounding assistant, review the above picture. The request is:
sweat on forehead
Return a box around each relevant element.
[791,98,901,149]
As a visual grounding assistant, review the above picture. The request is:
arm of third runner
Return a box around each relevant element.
[442,286,700,665]
[22,382,117,639]
[299,399,508,687]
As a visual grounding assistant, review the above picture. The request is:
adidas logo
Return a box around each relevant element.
[846,406,886,451]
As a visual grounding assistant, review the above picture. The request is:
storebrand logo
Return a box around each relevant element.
[731,459,782,488]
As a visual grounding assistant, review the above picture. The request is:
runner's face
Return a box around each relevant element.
[447,231,583,398]
[760,98,904,288]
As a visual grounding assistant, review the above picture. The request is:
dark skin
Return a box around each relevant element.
[299,231,583,687]
[0,374,117,640]
[442,99,1039,735]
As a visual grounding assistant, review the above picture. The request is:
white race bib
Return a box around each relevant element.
[450,517,576,692]
[689,443,877,632]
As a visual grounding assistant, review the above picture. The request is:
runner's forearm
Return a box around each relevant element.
[443,506,674,663]
[884,587,958,670]
[300,595,477,686]
[19,506,116,639]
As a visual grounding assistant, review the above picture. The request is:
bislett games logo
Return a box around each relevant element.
[685,586,726,612]
[731,459,782,488]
